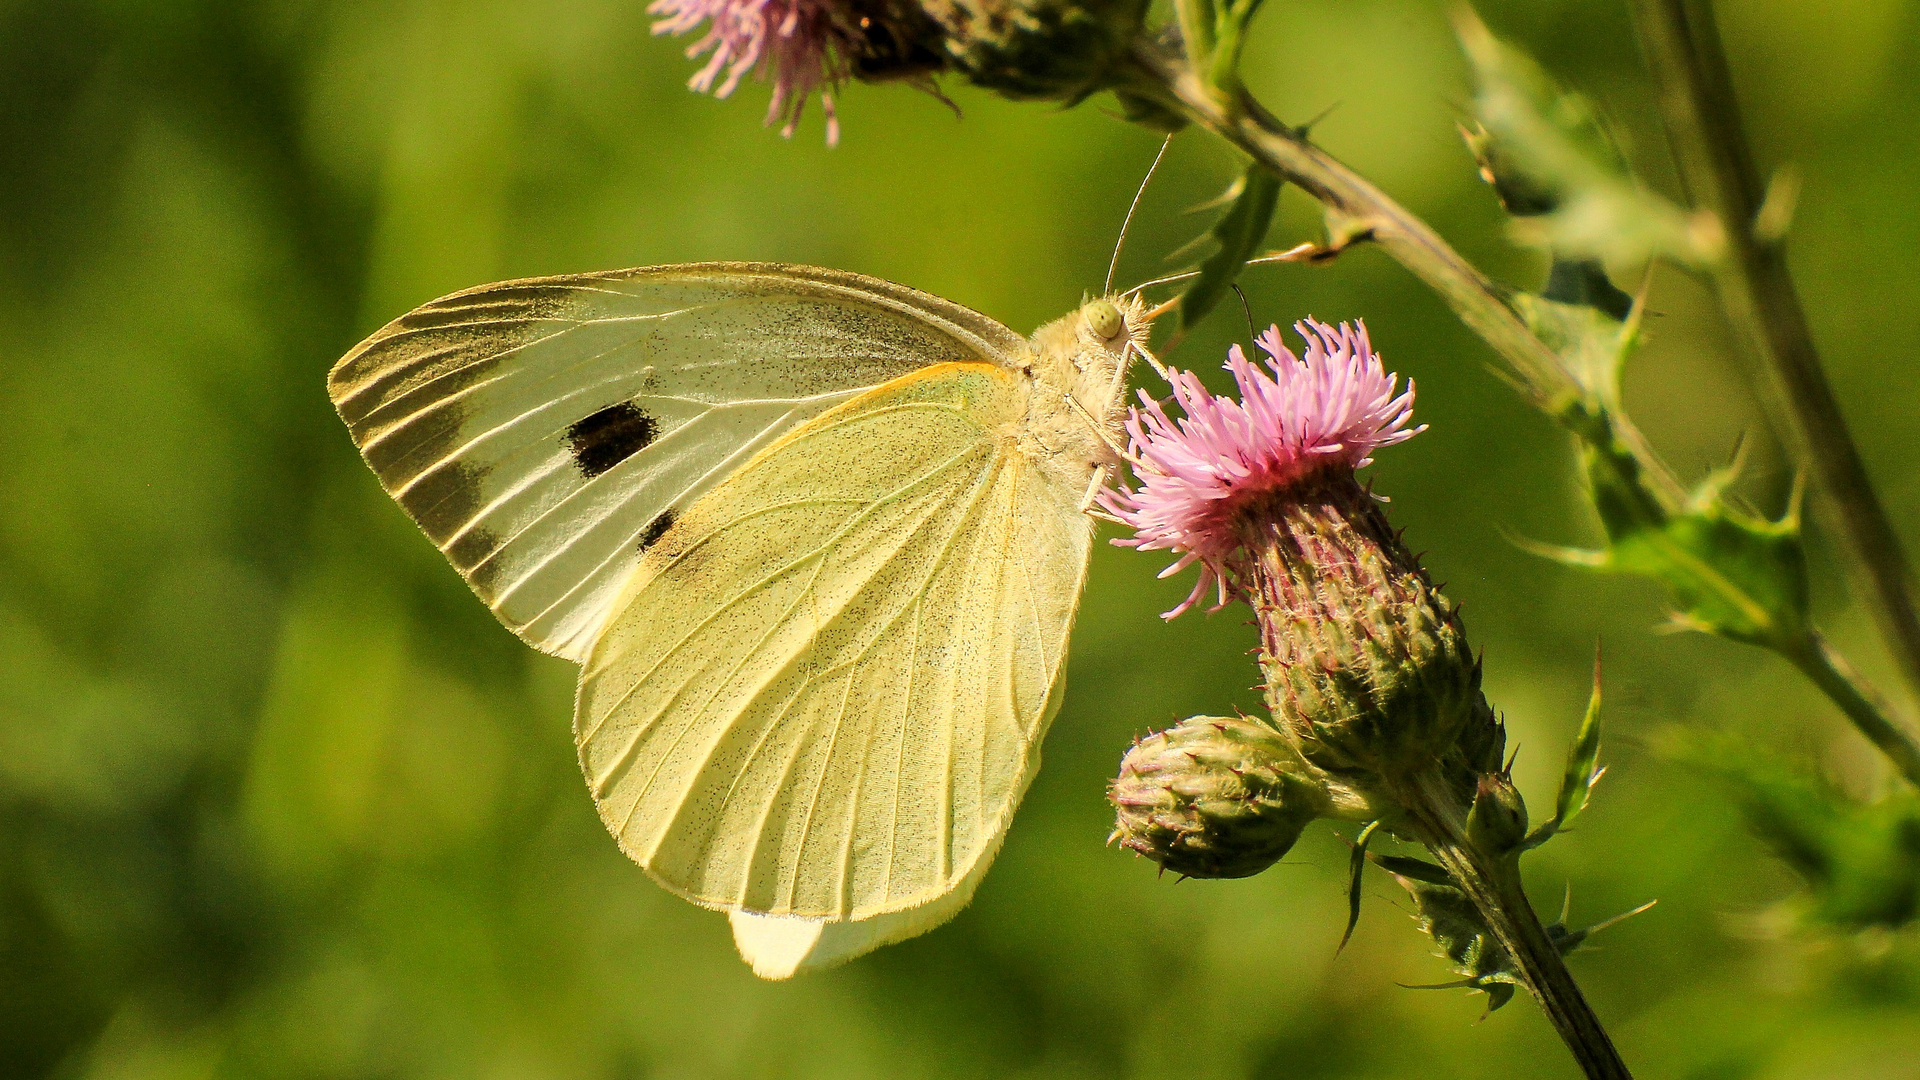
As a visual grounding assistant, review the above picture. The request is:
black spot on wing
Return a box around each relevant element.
[637,508,676,552]
[566,401,658,479]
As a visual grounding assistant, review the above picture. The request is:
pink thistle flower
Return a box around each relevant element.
[650,0,854,144]
[1097,318,1424,619]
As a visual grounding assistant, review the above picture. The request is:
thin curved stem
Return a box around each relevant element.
[1786,633,1920,790]
[1401,771,1634,1080]
[1625,0,1920,710]
[1130,41,1582,410]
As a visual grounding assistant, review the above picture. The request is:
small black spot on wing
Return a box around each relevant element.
[637,508,676,552]
[566,401,658,479]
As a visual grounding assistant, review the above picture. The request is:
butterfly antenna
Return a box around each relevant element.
[1105,134,1174,296]
[1122,270,1197,299]
[1230,283,1258,342]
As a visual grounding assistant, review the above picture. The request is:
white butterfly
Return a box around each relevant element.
[329,263,1157,977]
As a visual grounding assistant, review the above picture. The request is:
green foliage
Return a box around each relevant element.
[1178,162,1282,331]
[1172,0,1266,96]
[1340,820,1382,952]
[1377,853,1651,1015]
[1679,737,1920,933]
[1507,286,1812,654]
[1521,409,1811,650]
[1523,662,1606,852]
[1457,8,1708,267]
[1384,856,1521,1013]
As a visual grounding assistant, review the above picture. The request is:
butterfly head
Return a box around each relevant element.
[1077,293,1155,358]
[1053,292,1157,416]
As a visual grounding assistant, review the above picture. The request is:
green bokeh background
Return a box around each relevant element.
[4,1,1919,1077]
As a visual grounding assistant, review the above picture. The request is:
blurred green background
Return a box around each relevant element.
[4,0,1920,1076]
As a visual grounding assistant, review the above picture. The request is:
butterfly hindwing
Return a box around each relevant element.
[576,362,1094,920]
[328,263,1027,660]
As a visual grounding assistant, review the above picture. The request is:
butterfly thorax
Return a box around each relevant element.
[1008,294,1153,486]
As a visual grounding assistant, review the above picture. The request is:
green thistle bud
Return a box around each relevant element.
[1109,715,1324,879]
[1468,772,1529,858]
[922,0,1149,102]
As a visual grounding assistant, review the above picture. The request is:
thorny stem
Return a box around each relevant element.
[1786,633,1920,790]
[1129,41,1582,411]
[1626,0,1920,711]
[1400,771,1634,1080]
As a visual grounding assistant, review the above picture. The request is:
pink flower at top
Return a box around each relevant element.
[650,0,851,144]
[1098,319,1424,619]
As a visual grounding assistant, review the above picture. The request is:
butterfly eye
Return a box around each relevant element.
[1083,299,1125,341]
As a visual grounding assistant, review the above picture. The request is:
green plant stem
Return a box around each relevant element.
[1625,0,1920,709]
[1786,633,1920,789]
[1129,41,1581,409]
[1401,771,1634,1080]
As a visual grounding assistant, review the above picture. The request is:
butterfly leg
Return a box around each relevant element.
[1130,339,1172,382]
[1063,392,1128,464]
[1079,463,1113,512]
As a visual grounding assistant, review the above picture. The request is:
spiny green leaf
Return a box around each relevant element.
[1369,853,1453,887]
[1515,395,1811,652]
[1510,285,1807,654]
[1510,286,1639,404]
[1339,820,1381,953]
[1524,654,1606,851]
[1608,495,1808,646]
[1554,659,1605,831]
[1383,869,1520,1011]
[1456,8,1707,267]
[1383,864,1650,1012]
[1179,163,1282,331]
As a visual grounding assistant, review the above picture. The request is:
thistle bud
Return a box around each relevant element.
[1109,715,1324,879]
[1467,772,1529,857]
[921,0,1149,102]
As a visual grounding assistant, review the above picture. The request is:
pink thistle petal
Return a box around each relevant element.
[1097,318,1425,619]
[649,0,851,144]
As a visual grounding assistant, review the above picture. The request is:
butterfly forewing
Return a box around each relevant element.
[577,362,1093,919]
[328,264,1027,660]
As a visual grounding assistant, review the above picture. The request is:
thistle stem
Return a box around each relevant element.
[1625,0,1920,709]
[1130,41,1582,410]
[1401,771,1634,1080]
[1785,633,1920,789]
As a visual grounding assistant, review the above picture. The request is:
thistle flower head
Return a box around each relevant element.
[650,0,856,143]
[1098,319,1424,618]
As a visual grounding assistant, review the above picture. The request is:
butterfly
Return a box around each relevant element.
[328,262,1159,978]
